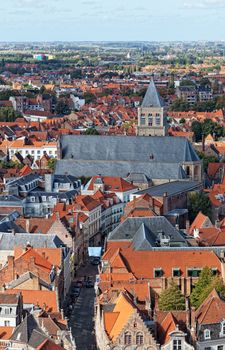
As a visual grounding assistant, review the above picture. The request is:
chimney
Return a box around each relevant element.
[26,219,29,233]
[163,192,168,215]
[185,297,191,328]
[45,173,53,192]
[202,134,205,152]
[186,219,190,231]
[7,256,14,279]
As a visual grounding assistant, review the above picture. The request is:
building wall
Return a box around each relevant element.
[137,106,166,137]
[8,145,57,161]
[47,218,73,248]
[96,305,159,350]
[0,256,52,288]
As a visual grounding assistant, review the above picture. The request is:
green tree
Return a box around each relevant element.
[84,128,99,135]
[0,160,22,169]
[83,92,97,104]
[179,118,185,124]
[197,151,218,172]
[47,158,57,170]
[55,99,70,115]
[202,119,224,139]
[188,192,212,223]
[158,281,185,311]
[190,267,225,308]
[170,99,190,112]
[71,69,83,79]
[191,121,202,142]
[180,79,195,86]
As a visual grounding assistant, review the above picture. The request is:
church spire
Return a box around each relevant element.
[141,79,164,108]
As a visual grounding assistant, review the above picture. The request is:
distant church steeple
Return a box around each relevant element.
[137,79,167,136]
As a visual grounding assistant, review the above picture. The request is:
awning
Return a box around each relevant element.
[88,247,102,257]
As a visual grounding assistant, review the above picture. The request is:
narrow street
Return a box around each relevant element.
[69,263,98,350]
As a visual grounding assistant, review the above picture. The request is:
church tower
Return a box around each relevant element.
[137,79,167,136]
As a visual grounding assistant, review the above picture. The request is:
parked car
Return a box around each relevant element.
[74,280,83,288]
[86,280,94,288]
[72,287,80,297]
[91,257,100,265]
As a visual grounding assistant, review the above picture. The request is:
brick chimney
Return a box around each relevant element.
[7,256,15,280]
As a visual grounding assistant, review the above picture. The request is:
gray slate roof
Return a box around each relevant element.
[56,160,187,180]
[141,79,164,108]
[0,233,65,250]
[108,217,187,249]
[10,314,47,347]
[7,271,51,290]
[57,135,199,180]
[59,135,199,163]
[0,220,25,234]
[135,180,201,197]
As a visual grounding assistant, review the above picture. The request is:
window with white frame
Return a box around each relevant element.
[204,329,211,340]
[173,339,182,350]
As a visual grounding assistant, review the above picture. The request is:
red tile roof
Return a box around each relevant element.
[87,176,137,193]
[189,211,212,234]
[195,289,225,324]
[5,289,58,312]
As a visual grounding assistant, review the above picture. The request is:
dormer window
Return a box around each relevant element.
[187,268,202,277]
[204,329,211,340]
[173,268,181,277]
[154,268,163,278]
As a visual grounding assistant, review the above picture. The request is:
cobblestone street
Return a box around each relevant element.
[69,264,98,350]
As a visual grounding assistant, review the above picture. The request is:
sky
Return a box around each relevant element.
[1,0,225,42]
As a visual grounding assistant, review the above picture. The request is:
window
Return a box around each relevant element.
[140,114,145,125]
[156,116,161,125]
[5,308,11,315]
[205,348,211,350]
[136,332,143,345]
[124,331,131,345]
[173,339,181,350]
[154,268,163,278]
[212,268,218,275]
[218,346,223,350]
[204,329,211,340]
[37,150,40,154]
[4,321,10,326]
[187,268,202,277]
[172,268,181,277]
[148,114,153,126]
